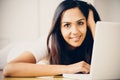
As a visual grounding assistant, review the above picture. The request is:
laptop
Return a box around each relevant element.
[63,21,120,80]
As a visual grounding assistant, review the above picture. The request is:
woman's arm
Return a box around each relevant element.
[3,51,67,77]
[3,52,90,77]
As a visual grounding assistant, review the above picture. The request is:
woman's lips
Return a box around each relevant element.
[70,36,81,42]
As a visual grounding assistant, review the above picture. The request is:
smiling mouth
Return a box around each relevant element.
[70,36,81,42]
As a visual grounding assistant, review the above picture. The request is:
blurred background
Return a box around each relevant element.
[0,0,120,49]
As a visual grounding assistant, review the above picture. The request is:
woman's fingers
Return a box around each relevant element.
[67,61,90,74]
[79,61,90,74]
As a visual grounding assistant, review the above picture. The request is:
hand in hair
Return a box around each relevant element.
[87,9,96,39]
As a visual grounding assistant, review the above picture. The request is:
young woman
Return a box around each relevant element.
[3,0,100,77]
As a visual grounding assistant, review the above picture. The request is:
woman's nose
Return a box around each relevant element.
[71,26,79,35]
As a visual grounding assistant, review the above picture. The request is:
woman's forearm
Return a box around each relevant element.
[3,61,90,77]
[3,63,68,77]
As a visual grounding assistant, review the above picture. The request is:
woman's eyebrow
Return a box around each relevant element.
[77,18,85,22]
[61,18,85,23]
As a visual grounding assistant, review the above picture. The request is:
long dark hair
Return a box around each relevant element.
[47,0,101,64]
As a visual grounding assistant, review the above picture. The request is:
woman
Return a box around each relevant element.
[3,0,100,77]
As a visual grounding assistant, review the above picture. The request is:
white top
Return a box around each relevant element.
[7,35,50,64]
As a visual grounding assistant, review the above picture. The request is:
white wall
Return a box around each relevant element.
[95,0,120,22]
[0,0,40,48]
[39,0,63,35]
[0,0,64,49]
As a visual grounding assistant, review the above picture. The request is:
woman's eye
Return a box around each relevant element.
[64,24,70,28]
[78,21,84,25]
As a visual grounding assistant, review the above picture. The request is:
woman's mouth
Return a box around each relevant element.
[70,36,81,42]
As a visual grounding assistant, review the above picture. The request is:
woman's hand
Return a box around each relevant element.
[67,61,90,74]
[87,9,96,39]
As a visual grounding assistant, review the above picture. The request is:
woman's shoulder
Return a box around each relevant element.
[7,34,49,63]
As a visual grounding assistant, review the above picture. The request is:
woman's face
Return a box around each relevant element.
[60,7,87,48]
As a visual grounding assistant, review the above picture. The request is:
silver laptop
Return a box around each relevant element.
[63,21,120,80]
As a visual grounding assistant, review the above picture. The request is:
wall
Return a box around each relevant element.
[39,0,63,35]
[95,0,120,22]
[0,0,39,48]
